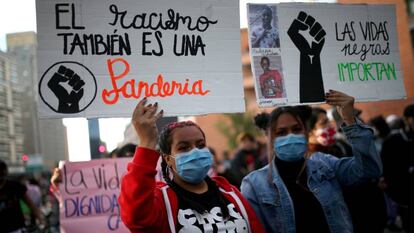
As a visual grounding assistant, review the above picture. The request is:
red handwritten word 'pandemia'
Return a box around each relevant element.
[101,58,210,105]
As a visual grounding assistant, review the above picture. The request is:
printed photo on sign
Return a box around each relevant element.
[252,56,286,101]
[248,4,280,49]
[248,4,287,107]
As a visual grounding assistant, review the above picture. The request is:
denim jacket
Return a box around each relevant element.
[241,120,382,233]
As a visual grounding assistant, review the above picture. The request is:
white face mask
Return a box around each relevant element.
[315,126,336,146]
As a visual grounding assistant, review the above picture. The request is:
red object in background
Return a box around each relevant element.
[99,145,106,153]
[22,154,29,162]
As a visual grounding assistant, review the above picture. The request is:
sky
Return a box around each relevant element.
[0,0,331,161]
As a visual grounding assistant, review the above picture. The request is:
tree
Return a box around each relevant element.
[215,112,261,150]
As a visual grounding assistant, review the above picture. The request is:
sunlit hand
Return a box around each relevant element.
[325,90,355,125]
[50,168,62,189]
[132,98,163,150]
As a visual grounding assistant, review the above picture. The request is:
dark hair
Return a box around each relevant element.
[404,104,414,118]
[254,107,307,181]
[254,112,270,130]
[308,107,327,131]
[369,115,390,138]
[118,143,137,158]
[260,56,270,64]
[158,121,204,155]
[0,159,7,172]
[158,121,229,218]
[236,132,255,144]
[109,148,119,158]
[388,116,405,130]
[254,106,307,131]
[262,6,273,18]
[296,105,312,127]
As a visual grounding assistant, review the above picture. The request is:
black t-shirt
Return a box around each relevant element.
[275,158,331,233]
[0,180,27,233]
[172,179,249,233]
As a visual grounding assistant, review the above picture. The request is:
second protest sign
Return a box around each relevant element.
[247,3,405,107]
[36,0,244,118]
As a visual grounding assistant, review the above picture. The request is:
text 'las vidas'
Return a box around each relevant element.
[101,58,210,105]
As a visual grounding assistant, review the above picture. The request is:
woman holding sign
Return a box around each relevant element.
[118,98,265,233]
[240,90,382,233]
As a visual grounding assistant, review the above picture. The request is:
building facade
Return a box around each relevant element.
[6,32,69,170]
[0,51,25,170]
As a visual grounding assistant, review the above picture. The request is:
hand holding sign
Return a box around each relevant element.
[288,11,326,103]
[325,90,356,125]
[47,65,86,113]
[51,167,62,190]
[132,98,163,150]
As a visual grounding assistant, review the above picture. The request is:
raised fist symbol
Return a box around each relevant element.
[47,65,85,113]
[288,11,326,103]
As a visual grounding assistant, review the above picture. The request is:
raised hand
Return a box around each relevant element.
[132,98,163,150]
[325,90,356,125]
[50,167,62,190]
[47,65,85,113]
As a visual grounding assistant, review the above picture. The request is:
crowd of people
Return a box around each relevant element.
[117,91,412,233]
[1,91,413,233]
[0,162,59,233]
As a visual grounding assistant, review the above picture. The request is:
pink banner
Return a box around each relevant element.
[58,158,131,233]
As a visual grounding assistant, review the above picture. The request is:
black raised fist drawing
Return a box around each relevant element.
[47,65,85,113]
[288,11,326,103]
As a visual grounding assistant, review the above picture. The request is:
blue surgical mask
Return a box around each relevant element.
[171,147,213,184]
[273,134,308,162]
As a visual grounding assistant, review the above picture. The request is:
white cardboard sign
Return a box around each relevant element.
[247,3,406,107]
[36,0,244,118]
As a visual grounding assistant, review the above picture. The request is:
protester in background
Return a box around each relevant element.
[118,143,137,158]
[307,108,387,233]
[108,148,120,158]
[212,150,241,187]
[18,175,43,231]
[0,160,45,233]
[379,114,404,231]
[256,142,269,167]
[19,176,42,209]
[307,107,353,157]
[381,104,414,233]
[241,90,382,233]
[369,115,391,154]
[42,168,60,233]
[206,147,219,177]
[230,132,263,188]
[118,98,265,233]
[386,114,405,132]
